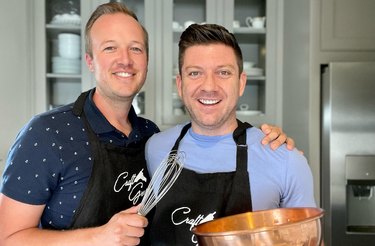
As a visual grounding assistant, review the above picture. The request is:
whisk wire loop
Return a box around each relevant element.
[138,151,184,216]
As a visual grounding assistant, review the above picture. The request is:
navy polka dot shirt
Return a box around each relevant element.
[0,90,159,229]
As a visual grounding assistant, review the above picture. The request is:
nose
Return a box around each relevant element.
[116,49,133,66]
[201,72,217,91]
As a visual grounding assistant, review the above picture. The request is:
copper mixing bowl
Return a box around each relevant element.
[192,207,324,246]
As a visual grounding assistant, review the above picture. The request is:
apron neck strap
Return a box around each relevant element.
[72,90,92,116]
[171,123,191,152]
[233,119,253,171]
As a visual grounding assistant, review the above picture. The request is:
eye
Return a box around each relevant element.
[130,46,143,54]
[188,71,201,78]
[103,46,116,52]
[218,70,232,78]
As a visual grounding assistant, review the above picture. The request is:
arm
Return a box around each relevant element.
[281,150,316,207]
[260,124,296,151]
[0,194,147,246]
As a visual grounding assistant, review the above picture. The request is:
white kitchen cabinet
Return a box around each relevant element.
[33,0,157,120]
[33,0,84,114]
[33,0,281,128]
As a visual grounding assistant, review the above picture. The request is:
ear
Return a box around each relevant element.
[176,74,183,98]
[239,72,247,96]
[85,53,94,72]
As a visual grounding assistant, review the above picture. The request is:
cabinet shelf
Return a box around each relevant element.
[236,110,263,116]
[247,75,265,80]
[46,24,80,30]
[47,73,81,79]
[173,27,266,34]
[233,27,266,34]
[46,24,81,36]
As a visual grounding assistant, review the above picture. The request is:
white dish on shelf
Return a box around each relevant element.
[236,110,262,116]
[52,69,81,74]
[244,67,263,76]
[52,56,81,74]
[50,14,81,26]
[58,33,81,59]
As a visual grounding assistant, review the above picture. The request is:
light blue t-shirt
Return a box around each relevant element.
[145,123,316,210]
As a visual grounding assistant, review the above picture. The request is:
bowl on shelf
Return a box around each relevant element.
[58,33,81,59]
[52,56,81,74]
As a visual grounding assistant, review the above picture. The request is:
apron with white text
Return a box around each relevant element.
[70,90,151,245]
[150,120,253,245]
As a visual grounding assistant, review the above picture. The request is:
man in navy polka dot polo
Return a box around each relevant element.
[0,2,294,246]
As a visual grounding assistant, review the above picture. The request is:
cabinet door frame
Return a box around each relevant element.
[321,0,375,51]
[33,0,48,114]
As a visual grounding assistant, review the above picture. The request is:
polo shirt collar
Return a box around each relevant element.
[83,88,140,135]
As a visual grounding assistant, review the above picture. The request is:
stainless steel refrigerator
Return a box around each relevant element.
[321,62,375,245]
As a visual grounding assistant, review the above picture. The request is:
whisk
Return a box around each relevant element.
[138,150,185,216]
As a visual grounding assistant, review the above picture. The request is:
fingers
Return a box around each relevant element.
[124,205,142,215]
[260,124,283,147]
[96,208,148,246]
[260,124,302,152]
[260,123,272,135]
[260,124,297,150]
[118,210,148,228]
[285,137,295,150]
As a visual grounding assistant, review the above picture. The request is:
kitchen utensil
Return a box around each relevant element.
[138,150,184,216]
[192,207,324,246]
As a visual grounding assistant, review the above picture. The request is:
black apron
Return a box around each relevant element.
[69,90,151,245]
[150,120,253,245]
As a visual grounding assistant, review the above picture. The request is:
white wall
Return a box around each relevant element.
[0,1,34,176]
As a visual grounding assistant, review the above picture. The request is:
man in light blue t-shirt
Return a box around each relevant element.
[145,23,316,246]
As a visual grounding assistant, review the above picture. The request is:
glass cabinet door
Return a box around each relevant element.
[113,0,145,24]
[232,0,280,125]
[233,0,266,119]
[45,0,82,109]
[159,0,279,128]
[160,0,208,127]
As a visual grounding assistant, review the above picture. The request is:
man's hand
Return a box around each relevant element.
[93,206,148,245]
[260,124,295,150]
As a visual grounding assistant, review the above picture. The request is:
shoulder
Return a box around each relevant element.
[145,123,187,156]
[148,123,186,142]
[134,116,160,137]
[8,103,84,156]
[246,126,308,167]
[29,104,78,127]
[17,104,77,137]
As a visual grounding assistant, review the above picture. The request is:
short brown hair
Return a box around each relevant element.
[178,24,243,74]
[84,2,149,58]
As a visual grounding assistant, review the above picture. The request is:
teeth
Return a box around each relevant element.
[199,99,219,105]
[115,72,132,77]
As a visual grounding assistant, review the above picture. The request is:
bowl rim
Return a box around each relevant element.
[192,207,324,237]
